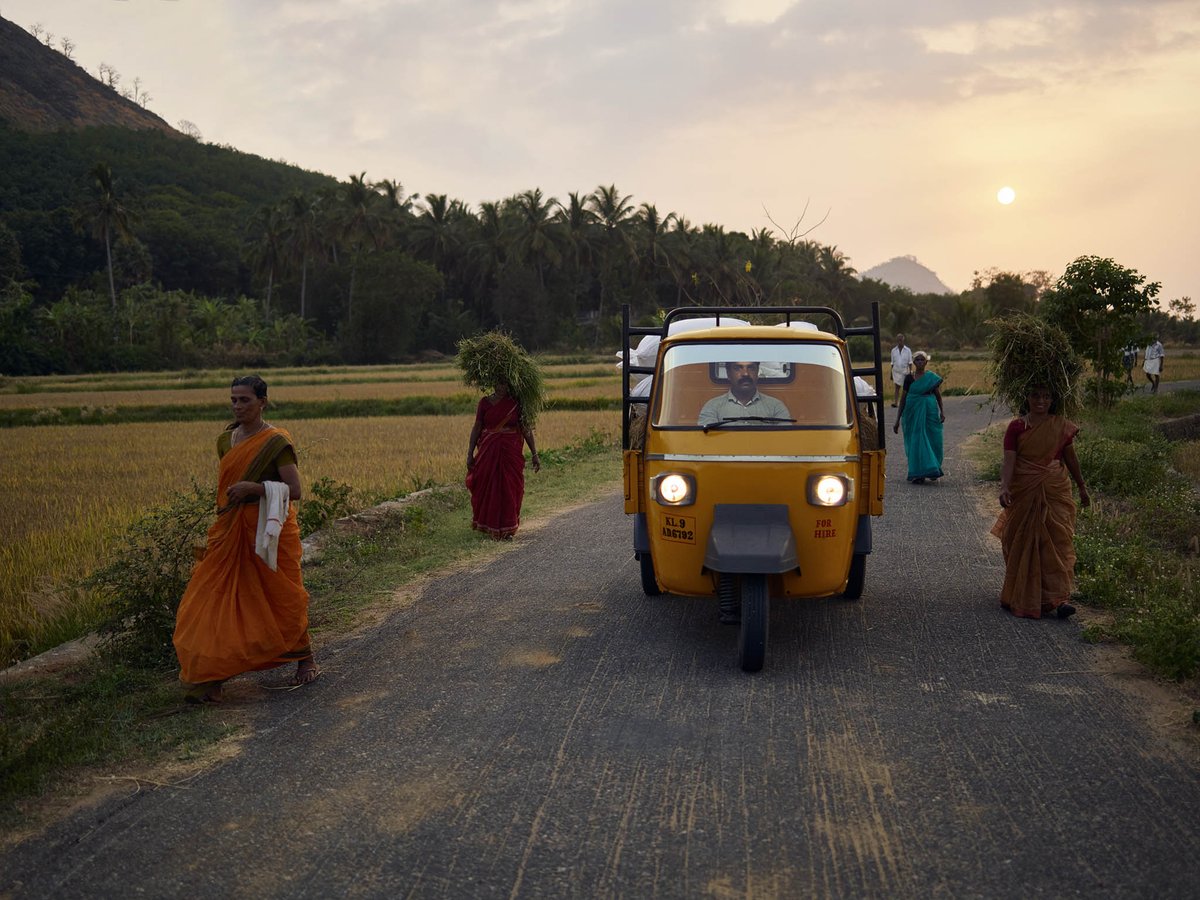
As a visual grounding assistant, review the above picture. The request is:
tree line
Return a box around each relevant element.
[0,125,1194,376]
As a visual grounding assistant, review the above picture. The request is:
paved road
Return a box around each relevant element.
[4,394,1200,898]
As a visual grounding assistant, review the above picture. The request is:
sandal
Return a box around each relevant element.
[293,658,321,686]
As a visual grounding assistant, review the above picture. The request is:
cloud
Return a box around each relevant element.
[4,0,1197,297]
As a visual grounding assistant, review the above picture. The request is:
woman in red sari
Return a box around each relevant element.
[466,381,540,539]
[173,375,319,703]
[991,385,1090,619]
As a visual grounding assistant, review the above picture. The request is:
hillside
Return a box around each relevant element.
[860,255,954,295]
[0,15,176,134]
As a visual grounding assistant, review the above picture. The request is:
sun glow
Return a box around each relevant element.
[997,186,1016,205]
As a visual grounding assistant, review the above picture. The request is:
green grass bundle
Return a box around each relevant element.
[455,331,546,427]
[986,313,1084,416]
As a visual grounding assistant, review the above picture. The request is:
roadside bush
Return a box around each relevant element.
[1070,395,1200,679]
[1074,436,1170,496]
[88,483,214,669]
[1111,568,1200,681]
[1074,511,1156,609]
[298,476,355,537]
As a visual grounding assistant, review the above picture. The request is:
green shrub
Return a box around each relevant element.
[1074,513,1155,609]
[87,482,214,669]
[298,476,355,538]
[1112,571,1200,681]
[1074,437,1170,496]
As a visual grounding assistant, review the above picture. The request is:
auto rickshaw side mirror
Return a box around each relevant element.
[623,449,644,514]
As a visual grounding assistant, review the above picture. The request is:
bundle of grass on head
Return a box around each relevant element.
[986,313,1084,417]
[455,330,546,427]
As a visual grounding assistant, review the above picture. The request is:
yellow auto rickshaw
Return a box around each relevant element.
[621,303,887,671]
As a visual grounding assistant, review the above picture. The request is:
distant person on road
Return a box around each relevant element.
[173,375,319,703]
[1122,342,1139,386]
[466,379,541,539]
[698,361,792,426]
[892,350,944,483]
[1143,335,1164,394]
[991,385,1090,619]
[890,334,913,408]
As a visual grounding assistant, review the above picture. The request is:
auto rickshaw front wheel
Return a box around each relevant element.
[842,553,867,600]
[738,574,769,672]
[639,552,662,596]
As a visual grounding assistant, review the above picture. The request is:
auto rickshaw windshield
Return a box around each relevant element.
[654,342,852,428]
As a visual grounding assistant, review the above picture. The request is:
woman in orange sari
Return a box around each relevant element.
[992,386,1090,619]
[173,375,319,702]
[466,381,540,539]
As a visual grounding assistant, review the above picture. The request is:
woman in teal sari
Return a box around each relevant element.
[892,350,945,483]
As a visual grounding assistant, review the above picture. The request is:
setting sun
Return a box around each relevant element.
[997,186,1016,205]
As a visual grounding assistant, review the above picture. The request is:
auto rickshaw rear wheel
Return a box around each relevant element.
[639,552,662,596]
[738,574,769,672]
[842,553,867,600]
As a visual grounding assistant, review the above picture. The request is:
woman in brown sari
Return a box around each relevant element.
[992,385,1090,619]
[173,375,319,702]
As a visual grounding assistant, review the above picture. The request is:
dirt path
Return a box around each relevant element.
[3,394,1199,898]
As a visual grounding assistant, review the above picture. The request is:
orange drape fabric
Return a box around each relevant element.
[173,427,311,684]
[990,416,1080,618]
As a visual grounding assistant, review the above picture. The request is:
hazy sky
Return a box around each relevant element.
[5,0,1199,301]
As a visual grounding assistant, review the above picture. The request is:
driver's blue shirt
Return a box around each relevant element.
[698,390,791,426]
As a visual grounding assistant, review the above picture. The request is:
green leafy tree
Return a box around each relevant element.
[0,221,24,283]
[1039,255,1160,405]
[337,250,442,363]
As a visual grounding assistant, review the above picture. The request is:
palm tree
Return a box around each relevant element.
[410,193,467,306]
[818,245,857,309]
[281,191,323,319]
[555,192,598,315]
[466,200,508,318]
[632,203,679,315]
[72,162,135,325]
[337,173,382,322]
[246,205,286,322]
[587,184,637,342]
[507,188,562,289]
[375,178,419,248]
[663,214,698,305]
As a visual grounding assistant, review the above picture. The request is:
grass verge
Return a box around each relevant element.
[0,431,621,829]
[971,390,1200,680]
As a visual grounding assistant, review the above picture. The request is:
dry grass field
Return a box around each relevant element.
[0,374,622,410]
[3,350,1197,663]
[0,354,624,665]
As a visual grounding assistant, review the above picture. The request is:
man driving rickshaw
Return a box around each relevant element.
[621,304,888,672]
[697,361,793,427]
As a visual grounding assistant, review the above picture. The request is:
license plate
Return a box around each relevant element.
[660,514,696,544]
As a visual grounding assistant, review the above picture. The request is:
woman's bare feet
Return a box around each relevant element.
[184,681,224,704]
[294,656,321,686]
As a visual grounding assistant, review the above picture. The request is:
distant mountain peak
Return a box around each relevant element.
[0,16,177,134]
[860,256,954,295]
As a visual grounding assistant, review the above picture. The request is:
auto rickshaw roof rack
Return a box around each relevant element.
[620,302,887,450]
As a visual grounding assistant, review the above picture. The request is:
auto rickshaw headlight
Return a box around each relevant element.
[652,473,696,506]
[808,474,850,507]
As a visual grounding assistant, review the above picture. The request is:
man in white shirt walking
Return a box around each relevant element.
[890,334,913,407]
[1143,335,1165,394]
